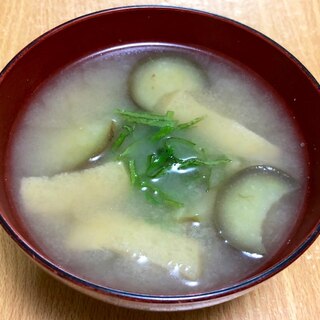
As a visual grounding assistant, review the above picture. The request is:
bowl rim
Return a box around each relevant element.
[0,4,319,304]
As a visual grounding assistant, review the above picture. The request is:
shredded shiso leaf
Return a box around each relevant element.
[111,109,231,207]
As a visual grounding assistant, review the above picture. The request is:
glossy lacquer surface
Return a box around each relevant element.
[0,0,319,319]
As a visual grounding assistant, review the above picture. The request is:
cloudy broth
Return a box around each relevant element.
[8,44,306,295]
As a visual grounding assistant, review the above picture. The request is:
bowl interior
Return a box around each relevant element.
[0,6,319,300]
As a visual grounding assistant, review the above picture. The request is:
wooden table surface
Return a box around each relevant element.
[0,0,319,319]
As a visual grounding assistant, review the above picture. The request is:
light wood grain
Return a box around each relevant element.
[0,0,319,319]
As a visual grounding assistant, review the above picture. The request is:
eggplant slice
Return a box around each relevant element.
[214,165,297,254]
[129,55,208,110]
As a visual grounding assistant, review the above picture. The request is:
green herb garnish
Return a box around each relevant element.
[151,126,175,141]
[116,109,177,128]
[127,157,183,208]
[112,124,135,151]
[112,109,231,208]
[177,116,205,130]
[178,157,231,170]
[128,159,139,185]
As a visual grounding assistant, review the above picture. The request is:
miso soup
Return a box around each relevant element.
[8,44,307,295]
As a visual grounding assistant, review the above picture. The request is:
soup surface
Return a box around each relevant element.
[9,44,306,295]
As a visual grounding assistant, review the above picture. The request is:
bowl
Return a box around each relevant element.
[0,6,319,311]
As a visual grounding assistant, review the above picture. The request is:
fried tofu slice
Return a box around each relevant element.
[67,212,202,281]
[155,91,281,164]
[20,162,129,218]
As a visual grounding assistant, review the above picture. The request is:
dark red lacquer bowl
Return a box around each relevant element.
[0,6,319,311]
